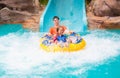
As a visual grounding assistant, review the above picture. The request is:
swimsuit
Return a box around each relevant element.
[57,35,67,42]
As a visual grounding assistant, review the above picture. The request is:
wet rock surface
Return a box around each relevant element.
[93,0,120,17]
[0,0,41,31]
[87,0,120,29]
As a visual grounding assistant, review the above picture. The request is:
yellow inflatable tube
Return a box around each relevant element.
[40,39,86,52]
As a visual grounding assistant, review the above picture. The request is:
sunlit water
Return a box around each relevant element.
[0,26,120,78]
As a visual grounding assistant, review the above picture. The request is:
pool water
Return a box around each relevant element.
[0,24,24,36]
[0,25,120,78]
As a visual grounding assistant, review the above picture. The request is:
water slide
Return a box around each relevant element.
[40,0,87,32]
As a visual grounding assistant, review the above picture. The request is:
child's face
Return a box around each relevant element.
[58,27,64,35]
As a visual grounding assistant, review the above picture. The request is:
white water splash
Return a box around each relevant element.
[0,30,120,77]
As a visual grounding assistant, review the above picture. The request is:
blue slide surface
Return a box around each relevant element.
[40,0,87,32]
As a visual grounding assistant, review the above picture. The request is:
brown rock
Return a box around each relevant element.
[87,0,120,29]
[92,0,120,16]
[0,7,31,23]
[103,16,120,29]
[0,0,41,31]
[0,0,40,13]
[87,12,120,29]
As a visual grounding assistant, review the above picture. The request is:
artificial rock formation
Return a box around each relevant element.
[87,0,120,29]
[0,0,41,31]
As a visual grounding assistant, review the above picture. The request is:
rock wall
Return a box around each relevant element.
[0,0,41,31]
[87,0,120,29]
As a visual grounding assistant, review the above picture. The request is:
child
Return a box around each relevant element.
[68,32,82,44]
[56,27,69,47]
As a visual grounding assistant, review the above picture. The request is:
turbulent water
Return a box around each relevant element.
[0,30,120,78]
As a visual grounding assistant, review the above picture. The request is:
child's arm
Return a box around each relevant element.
[64,29,73,35]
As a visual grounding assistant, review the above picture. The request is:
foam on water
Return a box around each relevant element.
[0,30,120,77]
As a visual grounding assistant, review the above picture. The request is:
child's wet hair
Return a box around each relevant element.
[56,27,59,32]
[56,27,64,32]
